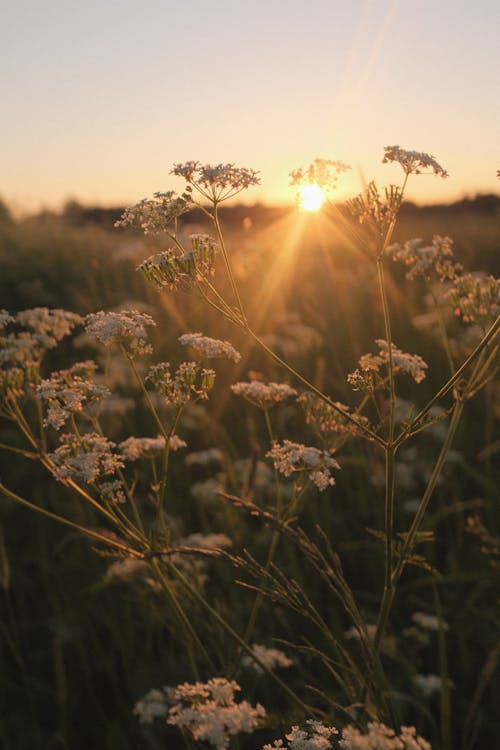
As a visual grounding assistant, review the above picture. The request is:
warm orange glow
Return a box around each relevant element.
[299,184,325,212]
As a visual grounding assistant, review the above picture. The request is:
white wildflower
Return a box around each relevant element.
[147,361,215,405]
[98,479,126,504]
[116,190,192,233]
[172,161,260,202]
[266,440,340,491]
[298,392,369,438]
[264,720,338,750]
[36,361,109,430]
[388,236,461,281]
[120,434,186,461]
[411,612,449,632]
[48,432,124,484]
[242,643,294,674]
[289,158,350,190]
[167,678,265,750]
[179,332,241,363]
[185,448,224,466]
[446,272,500,327]
[348,340,427,392]
[412,674,448,698]
[231,380,297,409]
[133,686,174,723]
[383,146,448,178]
[16,308,83,341]
[85,310,156,357]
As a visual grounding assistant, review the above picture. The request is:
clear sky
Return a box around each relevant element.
[2,0,500,212]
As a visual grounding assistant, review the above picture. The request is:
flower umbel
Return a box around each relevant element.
[383,146,448,178]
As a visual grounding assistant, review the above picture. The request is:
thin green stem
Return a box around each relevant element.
[213,205,247,324]
[124,351,168,440]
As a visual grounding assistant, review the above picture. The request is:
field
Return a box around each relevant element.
[0,172,499,750]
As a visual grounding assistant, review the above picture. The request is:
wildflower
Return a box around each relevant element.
[115,191,192,233]
[0,310,15,327]
[36,361,109,430]
[231,380,297,409]
[242,644,294,674]
[298,392,369,438]
[348,340,427,393]
[147,361,215,406]
[85,310,156,357]
[383,146,448,178]
[138,234,218,291]
[446,272,500,327]
[133,686,174,723]
[48,432,124,484]
[412,674,449,698]
[15,308,83,342]
[264,720,338,750]
[411,612,449,632]
[120,434,186,461]
[289,158,350,191]
[190,477,225,504]
[185,448,225,466]
[167,678,265,750]
[266,440,340,491]
[348,182,403,236]
[179,332,241,362]
[388,236,462,281]
[172,161,260,202]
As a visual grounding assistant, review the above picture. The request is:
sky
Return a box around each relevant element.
[2,0,500,213]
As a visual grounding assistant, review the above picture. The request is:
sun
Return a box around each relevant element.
[298,183,325,212]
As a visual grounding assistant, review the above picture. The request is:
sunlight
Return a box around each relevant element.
[298,183,325,212]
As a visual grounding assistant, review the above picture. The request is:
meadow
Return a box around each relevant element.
[0,154,498,750]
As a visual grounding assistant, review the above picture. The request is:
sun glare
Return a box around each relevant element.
[299,184,325,212]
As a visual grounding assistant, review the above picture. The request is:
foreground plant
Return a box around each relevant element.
[1,149,498,748]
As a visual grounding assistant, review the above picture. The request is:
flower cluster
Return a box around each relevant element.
[289,159,350,190]
[185,448,224,466]
[298,392,369,439]
[166,678,265,750]
[446,272,500,327]
[383,146,448,178]
[115,191,192,234]
[348,340,428,393]
[266,440,340,491]
[36,361,109,430]
[348,182,403,236]
[242,643,294,674]
[85,310,156,357]
[48,432,124,484]
[119,434,186,461]
[411,612,449,632]
[264,721,431,750]
[179,332,241,362]
[340,722,432,750]
[147,361,215,406]
[264,720,338,750]
[389,235,462,281]
[231,380,297,409]
[1,308,83,374]
[138,234,218,291]
[133,686,173,723]
[172,161,260,202]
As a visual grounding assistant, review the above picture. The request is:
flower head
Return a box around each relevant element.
[179,332,241,363]
[231,380,297,409]
[172,162,260,202]
[266,440,340,491]
[383,146,448,178]
[289,159,350,191]
[85,310,156,357]
[167,678,265,750]
[139,233,218,291]
[48,432,124,484]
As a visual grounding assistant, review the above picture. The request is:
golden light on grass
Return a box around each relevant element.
[298,183,325,211]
